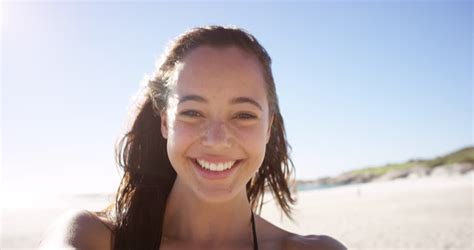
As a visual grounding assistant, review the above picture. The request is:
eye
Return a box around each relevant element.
[179,110,203,118]
[234,112,257,120]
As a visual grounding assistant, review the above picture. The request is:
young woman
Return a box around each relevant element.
[39,26,346,250]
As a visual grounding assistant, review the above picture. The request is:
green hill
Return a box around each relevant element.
[347,146,474,176]
[425,146,474,167]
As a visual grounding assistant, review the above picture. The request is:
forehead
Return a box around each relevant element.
[171,46,267,99]
[181,45,263,74]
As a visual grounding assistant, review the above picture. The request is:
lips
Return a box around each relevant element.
[191,158,241,179]
[195,159,236,172]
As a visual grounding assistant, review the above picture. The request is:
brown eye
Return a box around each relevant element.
[235,113,257,120]
[180,110,202,118]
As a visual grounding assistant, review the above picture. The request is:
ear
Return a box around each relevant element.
[266,114,274,144]
[160,110,168,139]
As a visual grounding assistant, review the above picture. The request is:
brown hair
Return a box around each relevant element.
[107,26,295,249]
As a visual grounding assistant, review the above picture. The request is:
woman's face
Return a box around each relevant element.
[161,46,272,202]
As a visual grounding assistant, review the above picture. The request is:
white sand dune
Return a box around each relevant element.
[1,175,472,249]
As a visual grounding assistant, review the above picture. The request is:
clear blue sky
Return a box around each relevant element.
[2,1,472,196]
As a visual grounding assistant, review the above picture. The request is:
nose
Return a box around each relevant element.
[201,120,231,148]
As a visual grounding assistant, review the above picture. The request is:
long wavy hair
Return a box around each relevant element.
[105,26,296,249]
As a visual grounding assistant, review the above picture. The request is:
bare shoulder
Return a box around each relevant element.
[254,215,346,250]
[39,209,113,250]
[283,234,347,250]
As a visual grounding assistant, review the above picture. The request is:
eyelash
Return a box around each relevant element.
[179,110,257,120]
[180,110,202,117]
[234,113,257,120]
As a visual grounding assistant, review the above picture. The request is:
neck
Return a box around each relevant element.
[162,177,254,246]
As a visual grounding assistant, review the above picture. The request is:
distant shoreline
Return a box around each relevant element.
[297,146,473,188]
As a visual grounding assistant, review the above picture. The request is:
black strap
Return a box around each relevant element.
[251,212,259,250]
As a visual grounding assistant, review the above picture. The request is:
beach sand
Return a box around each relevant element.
[261,174,473,250]
[1,175,472,249]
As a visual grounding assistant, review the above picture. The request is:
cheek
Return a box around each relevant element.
[167,122,200,150]
[166,122,202,174]
[231,124,268,155]
[239,128,267,171]
[165,119,192,161]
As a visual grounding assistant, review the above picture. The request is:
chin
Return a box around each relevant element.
[193,184,244,203]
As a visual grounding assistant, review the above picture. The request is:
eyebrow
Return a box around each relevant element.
[178,95,263,111]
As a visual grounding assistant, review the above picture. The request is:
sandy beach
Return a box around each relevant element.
[2,175,472,249]
[261,174,473,250]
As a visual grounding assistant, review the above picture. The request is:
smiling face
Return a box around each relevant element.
[161,46,273,203]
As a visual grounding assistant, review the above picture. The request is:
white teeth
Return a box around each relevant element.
[196,159,236,172]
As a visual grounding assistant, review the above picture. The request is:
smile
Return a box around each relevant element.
[195,159,236,172]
